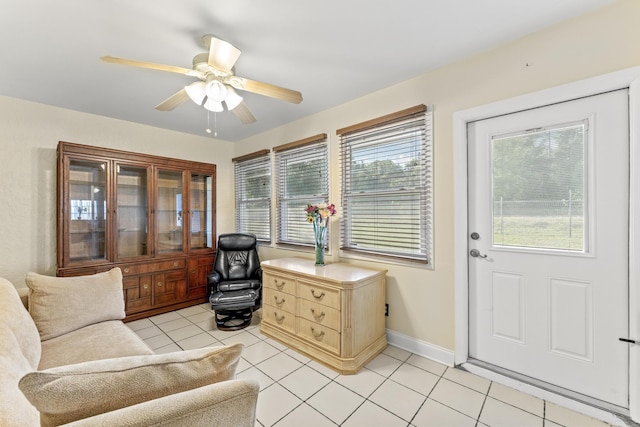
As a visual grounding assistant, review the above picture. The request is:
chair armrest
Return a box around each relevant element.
[207,271,221,285]
[63,379,259,427]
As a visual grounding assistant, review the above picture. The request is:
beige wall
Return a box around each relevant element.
[0,0,637,351]
[235,0,640,350]
[0,97,235,286]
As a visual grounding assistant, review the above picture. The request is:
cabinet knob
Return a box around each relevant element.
[310,308,325,320]
[174,261,179,267]
[143,284,149,289]
[311,289,325,300]
[124,268,130,273]
[157,282,163,287]
[310,327,325,340]
[191,269,196,274]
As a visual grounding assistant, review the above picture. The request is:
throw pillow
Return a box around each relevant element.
[25,268,125,341]
[19,343,243,427]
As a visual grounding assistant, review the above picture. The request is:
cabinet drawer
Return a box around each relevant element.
[298,298,340,330]
[264,287,296,313]
[262,307,296,334]
[298,281,340,308]
[263,272,296,295]
[123,275,152,312]
[120,259,186,275]
[298,318,340,354]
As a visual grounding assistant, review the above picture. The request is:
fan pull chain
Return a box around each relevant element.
[214,112,218,137]
[206,110,212,134]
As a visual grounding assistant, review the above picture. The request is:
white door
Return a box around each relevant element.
[468,89,629,408]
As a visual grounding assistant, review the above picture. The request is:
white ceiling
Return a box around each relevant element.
[0,0,615,142]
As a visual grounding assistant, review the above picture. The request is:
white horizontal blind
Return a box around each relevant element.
[276,139,329,246]
[234,153,272,242]
[339,107,432,262]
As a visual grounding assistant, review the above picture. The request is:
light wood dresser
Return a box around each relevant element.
[260,257,387,374]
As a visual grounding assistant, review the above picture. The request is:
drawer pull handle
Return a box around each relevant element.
[143,284,149,289]
[274,312,285,323]
[191,269,196,274]
[311,290,325,299]
[174,261,179,267]
[157,282,163,287]
[274,296,285,306]
[274,279,285,289]
[124,268,130,273]
[310,308,325,320]
[310,327,325,340]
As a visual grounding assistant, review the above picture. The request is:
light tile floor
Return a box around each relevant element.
[127,303,626,427]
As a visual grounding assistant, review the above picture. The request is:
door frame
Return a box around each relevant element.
[453,66,640,421]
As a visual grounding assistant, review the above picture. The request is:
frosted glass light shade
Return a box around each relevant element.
[185,81,207,105]
[204,98,224,112]
[224,87,243,110]
[205,80,228,102]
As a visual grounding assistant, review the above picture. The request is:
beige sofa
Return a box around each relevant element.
[0,268,259,427]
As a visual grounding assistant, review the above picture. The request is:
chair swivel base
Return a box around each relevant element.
[213,307,253,331]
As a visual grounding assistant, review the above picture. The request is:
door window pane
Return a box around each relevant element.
[117,165,148,258]
[68,160,107,261]
[492,121,586,251]
[157,170,183,253]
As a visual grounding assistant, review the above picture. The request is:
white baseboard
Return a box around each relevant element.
[386,329,455,367]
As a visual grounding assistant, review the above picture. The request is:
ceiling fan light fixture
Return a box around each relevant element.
[205,80,228,103]
[224,87,243,111]
[204,98,224,112]
[185,81,207,105]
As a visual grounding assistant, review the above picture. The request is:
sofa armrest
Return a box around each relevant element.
[63,379,259,427]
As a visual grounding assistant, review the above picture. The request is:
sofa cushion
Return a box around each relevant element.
[25,268,125,341]
[39,320,153,370]
[0,277,41,369]
[0,327,40,427]
[19,343,244,427]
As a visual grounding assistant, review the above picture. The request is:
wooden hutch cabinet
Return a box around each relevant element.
[56,142,216,321]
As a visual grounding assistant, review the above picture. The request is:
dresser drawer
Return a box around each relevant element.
[263,307,296,334]
[264,287,296,313]
[262,272,296,295]
[298,298,340,330]
[298,280,340,308]
[298,318,340,354]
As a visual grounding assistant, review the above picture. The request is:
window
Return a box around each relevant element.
[234,150,272,243]
[275,134,329,247]
[338,105,433,263]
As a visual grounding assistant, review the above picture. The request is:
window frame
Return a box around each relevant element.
[233,149,272,243]
[274,134,329,248]
[338,105,433,264]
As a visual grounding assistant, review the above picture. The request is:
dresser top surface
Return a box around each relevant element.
[261,257,386,284]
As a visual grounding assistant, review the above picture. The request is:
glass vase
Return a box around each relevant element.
[313,216,327,266]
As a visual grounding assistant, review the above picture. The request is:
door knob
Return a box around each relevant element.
[470,249,488,258]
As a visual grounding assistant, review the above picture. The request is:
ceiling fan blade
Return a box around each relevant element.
[155,88,190,111]
[232,101,257,124]
[227,76,303,104]
[206,35,241,73]
[101,56,203,78]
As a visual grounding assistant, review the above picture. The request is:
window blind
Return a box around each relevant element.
[338,106,433,263]
[234,150,272,242]
[275,135,329,247]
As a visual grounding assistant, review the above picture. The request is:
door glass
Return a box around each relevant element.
[68,159,107,262]
[190,173,214,250]
[117,165,148,258]
[157,170,183,253]
[492,121,586,251]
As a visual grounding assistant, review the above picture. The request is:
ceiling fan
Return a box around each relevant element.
[101,34,303,124]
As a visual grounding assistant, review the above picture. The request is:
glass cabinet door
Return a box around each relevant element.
[157,169,184,254]
[68,159,107,262]
[190,173,214,250]
[116,165,149,258]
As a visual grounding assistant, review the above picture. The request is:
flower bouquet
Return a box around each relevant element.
[305,203,337,265]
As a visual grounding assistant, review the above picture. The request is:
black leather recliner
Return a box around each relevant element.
[208,233,262,330]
